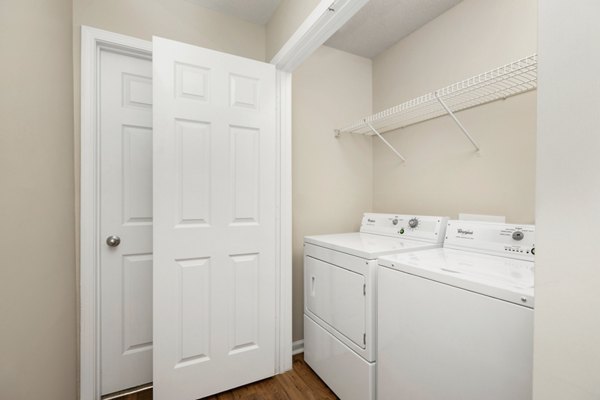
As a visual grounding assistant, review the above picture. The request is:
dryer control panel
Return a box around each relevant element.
[444,220,535,261]
[360,213,449,244]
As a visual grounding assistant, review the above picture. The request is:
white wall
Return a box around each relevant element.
[534,1,600,399]
[371,0,537,223]
[292,46,373,341]
[0,0,76,399]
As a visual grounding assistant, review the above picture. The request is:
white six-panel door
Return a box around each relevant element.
[152,37,277,400]
[99,50,153,395]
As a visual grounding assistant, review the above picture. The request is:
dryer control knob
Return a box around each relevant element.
[408,218,419,228]
[392,218,399,225]
[512,231,524,241]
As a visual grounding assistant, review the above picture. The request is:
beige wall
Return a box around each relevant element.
[73,0,266,62]
[266,0,321,61]
[534,1,600,399]
[372,0,537,223]
[292,45,372,341]
[0,1,76,399]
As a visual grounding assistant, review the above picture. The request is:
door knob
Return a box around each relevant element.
[106,235,121,247]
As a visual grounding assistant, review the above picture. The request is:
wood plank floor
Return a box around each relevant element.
[108,354,338,400]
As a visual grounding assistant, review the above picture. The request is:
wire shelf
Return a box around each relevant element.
[337,54,537,136]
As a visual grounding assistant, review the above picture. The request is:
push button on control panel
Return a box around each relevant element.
[503,246,535,256]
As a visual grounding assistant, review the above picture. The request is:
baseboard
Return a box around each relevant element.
[292,339,304,355]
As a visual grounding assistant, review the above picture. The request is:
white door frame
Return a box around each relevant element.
[80,26,152,400]
[80,1,366,398]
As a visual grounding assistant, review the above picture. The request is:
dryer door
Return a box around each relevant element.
[305,256,366,348]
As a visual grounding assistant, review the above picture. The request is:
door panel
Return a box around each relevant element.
[176,257,211,367]
[122,254,153,355]
[229,253,260,354]
[305,256,366,348]
[122,125,153,224]
[153,37,277,400]
[100,50,153,395]
[175,120,211,225]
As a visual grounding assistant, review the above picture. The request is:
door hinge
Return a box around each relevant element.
[363,284,366,296]
[363,333,366,345]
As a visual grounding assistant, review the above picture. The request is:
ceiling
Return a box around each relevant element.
[186,0,283,25]
[186,0,462,59]
[325,0,463,58]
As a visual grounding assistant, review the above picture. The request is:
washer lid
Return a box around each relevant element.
[304,232,440,259]
[378,248,534,308]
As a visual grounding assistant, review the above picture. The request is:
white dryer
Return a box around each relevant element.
[377,220,535,400]
[303,213,448,400]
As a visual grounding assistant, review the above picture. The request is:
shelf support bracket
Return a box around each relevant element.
[434,92,480,151]
[365,120,406,162]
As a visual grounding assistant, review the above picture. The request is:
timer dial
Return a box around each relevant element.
[512,231,524,241]
[408,218,419,228]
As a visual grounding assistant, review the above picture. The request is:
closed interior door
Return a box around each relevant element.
[99,49,153,395]
[152,37,277,400]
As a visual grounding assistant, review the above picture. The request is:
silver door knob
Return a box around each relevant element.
[106,235,121,247]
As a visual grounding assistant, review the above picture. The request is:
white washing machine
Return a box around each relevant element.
[303,213,448,400]
[377,220,535,400]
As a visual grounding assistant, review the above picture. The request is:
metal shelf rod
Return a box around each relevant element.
[434,92,480,152]
[365,120,406,162]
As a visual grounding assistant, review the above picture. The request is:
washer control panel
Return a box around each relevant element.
[360,213,449,244]
[444,220,535,261]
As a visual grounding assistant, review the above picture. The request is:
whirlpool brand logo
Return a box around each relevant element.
[457,228,474,235]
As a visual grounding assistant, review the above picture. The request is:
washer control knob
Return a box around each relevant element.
[392,218,399,226]
[408,218,419,228]
[512,231,524,241]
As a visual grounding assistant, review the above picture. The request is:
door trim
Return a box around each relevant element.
[270,0,369,72]
[267,0,370,375]
[80,26,152,400]
[272,69,293,374]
